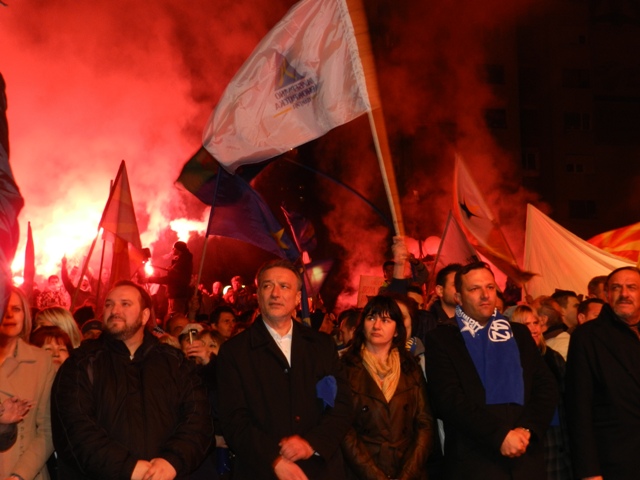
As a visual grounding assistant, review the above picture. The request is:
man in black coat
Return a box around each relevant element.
[424,262,557,480]
[216,259,351,479]
[566,266,640,480]
[51,281,213,480]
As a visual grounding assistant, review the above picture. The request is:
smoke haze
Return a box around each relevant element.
[1,0,549,307]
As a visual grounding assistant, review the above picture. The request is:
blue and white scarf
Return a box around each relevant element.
[455,305,524,405]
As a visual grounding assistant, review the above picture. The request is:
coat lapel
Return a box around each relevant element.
[249,318,290,369]
[595,306,640,390]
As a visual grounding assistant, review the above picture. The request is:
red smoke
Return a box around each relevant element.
[1,0,551,308]
[1,0,293,282]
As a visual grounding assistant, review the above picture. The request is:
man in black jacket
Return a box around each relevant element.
[216,259,351,479]
[566,266,640,480]
[425,262,557,480]
[51,280,213,480]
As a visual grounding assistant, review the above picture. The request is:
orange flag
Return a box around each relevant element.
[588,222,640,264]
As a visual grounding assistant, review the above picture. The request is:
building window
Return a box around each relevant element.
[562,68,591,88]
[563,112,591,130]
[482,64,505,85]
[484,109,507,129]
[566,162,585,173]
[569,200,597,219]
[522,151,539,173]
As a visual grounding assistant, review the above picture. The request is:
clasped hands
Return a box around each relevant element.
[131,458,176,480]
[500,427,531,458]
[274,435,314,480]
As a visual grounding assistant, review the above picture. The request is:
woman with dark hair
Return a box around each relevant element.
[30,326,73,372]
[341,295,432,480]
[383,293,426,375]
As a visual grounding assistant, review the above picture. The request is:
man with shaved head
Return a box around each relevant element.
[566,266,640,480]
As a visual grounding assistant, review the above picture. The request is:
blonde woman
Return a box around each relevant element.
[0,287,55,480]
[34,307,82,348]
[511,305,572,480]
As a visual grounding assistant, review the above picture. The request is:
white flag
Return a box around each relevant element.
[203,0,371,172]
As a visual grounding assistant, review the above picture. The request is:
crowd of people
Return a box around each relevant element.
[3,74,640,480]
[0,241,638,480]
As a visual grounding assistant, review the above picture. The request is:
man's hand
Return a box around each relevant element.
[142,458,176,480]
[392,236,408,264]
[183,340,210,365]
[279,435,314,462]
[130,460,152,480]
[273,456,309,480]
[500,428,530,458]
[0,397,33,424]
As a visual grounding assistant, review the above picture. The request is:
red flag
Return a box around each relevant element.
[23,221,35,301]
[588,222,640,263]
[99,161,144,288]
[453,155,534,286]
[429,212,479,292]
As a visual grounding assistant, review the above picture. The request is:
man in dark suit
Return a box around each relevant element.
[216,259,351,479]
[424,261,557,480]
[566,266,640,480]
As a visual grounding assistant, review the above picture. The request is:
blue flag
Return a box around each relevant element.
[205,168,300,263]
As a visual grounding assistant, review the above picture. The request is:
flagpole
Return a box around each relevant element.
[343,0,405,237]
[96,179,114,306]
[70,233,99,311]
[280,205,311,323]
[428,212,453,293]
[192,167,224,320]
[280,157,393,229]
[280,205,313,289]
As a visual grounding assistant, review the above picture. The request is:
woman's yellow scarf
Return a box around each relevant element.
[361,345,401,402]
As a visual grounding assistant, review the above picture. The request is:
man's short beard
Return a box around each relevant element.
[106,315,143,342]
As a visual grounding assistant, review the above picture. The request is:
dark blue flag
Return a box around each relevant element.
[205,167,300,263]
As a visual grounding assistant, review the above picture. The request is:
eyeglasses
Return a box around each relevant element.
[364,315,394,324]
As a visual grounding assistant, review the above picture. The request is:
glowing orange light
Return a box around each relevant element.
[144,262,154,276]
[169,218,208,242]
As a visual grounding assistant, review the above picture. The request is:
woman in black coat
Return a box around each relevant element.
[341,295,433,480]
